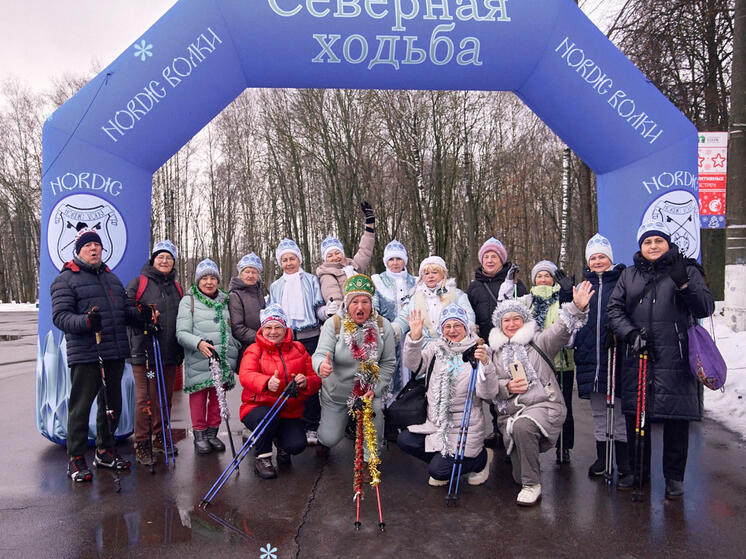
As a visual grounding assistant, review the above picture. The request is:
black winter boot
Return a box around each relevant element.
[193,429,213,455]
[588,441,606,477]
[615,441,635,490]
[205,426,226,452]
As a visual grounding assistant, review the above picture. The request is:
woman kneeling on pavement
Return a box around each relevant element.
[489,282,593,505]
[398,303,498,487]
[239,304,321,479]
[176,258,240,455]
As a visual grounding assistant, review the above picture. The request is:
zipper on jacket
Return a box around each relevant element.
[674,322,684,360]
[278,352,290,385]
[593,277,603,392]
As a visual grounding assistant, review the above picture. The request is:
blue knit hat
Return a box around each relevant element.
[383,239,408,268]
[237,252,263,273]
[637,221,671,247]
[321,236,345,261]
[152,239,177,260]
[260,304,288,327]
[276,238,303,266]
[439,303,469,332]
[194,258,220,283]
[585,233,613,264]
[74,229,102,254]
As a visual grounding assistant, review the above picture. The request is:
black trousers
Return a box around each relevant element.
[67,359,125,457]
[397,429,487,481]
[297,334,320,431]
[625,414,689,481]
[242,406,307,457]
[555,368,575,450]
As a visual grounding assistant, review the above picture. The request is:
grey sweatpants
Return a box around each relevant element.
[589,393,627,442]
[510,417,544,486]
[318,396,384,461]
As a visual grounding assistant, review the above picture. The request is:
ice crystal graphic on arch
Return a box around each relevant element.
[259,543,277,559]
[133,39,153,61]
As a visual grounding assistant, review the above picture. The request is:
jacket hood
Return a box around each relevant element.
[474,262,512,283]
[229,275,263,293]
[488,317,537,351]
[140,262,177,282]
[255,325,294,352]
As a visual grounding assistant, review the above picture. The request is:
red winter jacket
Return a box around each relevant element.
[239,328,321,421]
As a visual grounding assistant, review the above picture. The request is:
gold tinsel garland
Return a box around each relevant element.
[362,397,381,487]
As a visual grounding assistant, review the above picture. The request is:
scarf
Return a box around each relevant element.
[530,284,560,330]
[282,269,306,322]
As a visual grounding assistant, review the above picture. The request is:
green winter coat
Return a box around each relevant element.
[176,286,240,394]
[312,312,397,406]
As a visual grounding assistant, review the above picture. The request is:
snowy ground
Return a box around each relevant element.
[0,302,37,312]
[703,308,746,440]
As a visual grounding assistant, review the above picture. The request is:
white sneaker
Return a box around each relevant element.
[306,430,319,446]
[516,483,542,506]
[468,448,494,486]
[428,476,448,487]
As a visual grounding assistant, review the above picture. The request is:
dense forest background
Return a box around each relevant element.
[0,0,734,301]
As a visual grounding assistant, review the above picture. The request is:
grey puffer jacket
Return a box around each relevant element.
[228,276,265,358]
[606,246,714,420]
[51,257,140,365]
[403,333,499,458]
[176,286,240,394]
[126,263,184,366]
[489,303,588,454]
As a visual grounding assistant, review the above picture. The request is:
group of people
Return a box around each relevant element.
[51,202,714,506]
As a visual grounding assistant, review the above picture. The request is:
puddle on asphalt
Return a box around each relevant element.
[95,503,255,551]
[0,334,21,341]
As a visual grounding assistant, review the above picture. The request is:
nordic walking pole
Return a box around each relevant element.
[143,348,156,474]
[632,351,648,502]
[91,307,122,493]
[446,364,479,506]
[148,305,175,468]
[207,346,238,468]
[200,380,298,507]
[604,344,614,482]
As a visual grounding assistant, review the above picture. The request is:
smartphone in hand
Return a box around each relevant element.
[509,361,526,382]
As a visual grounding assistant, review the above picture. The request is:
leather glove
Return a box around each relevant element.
[361,201,375,231]
[554,269,574,303]
[625,329,647,354]
[86,308,102,332]
[601,329,616,349]
[669,251,689,288]
[139,304,153,324]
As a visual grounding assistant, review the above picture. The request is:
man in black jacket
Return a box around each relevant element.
[51,229,143,482]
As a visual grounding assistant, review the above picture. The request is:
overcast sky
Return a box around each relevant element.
[0,0,617,94]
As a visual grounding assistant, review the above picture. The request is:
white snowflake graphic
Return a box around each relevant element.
[146,371,155,379]
[133,39,153,62]
[259,543,278,559]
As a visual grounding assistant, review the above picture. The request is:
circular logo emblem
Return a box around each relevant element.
[47,193,127,271]
[641,190,700,258]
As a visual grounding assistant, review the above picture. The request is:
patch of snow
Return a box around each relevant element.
[703,308,746,439]
[0,302,38,312]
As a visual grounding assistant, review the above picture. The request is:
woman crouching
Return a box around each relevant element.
[398,303,498,487]
[489,282,593,506]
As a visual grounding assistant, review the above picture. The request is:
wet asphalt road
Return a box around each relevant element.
[1,312,745,559]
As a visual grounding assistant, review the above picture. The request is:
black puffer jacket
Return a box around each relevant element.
[466,263,527,339]
[125,263,184,366]
[574,264,625,399]
[51,257,140,365]
[606,247,714,420]
[228,276,266,357]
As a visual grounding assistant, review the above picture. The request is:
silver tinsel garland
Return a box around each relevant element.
[209,357,230,421]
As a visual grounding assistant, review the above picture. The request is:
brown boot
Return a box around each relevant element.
[254,453,277,479]
[134,441,155,466]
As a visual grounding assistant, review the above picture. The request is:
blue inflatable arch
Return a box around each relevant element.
[37,0,699,442]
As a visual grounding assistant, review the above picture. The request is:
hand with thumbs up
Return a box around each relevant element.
[267,370,281,392]
[319,352,333,378]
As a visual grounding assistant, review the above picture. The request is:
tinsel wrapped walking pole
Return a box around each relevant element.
[207,345,238,466]
[350,392,385,532]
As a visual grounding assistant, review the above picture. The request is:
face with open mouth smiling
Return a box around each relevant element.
[347,295,372,325]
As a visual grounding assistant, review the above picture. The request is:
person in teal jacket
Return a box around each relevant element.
[176,258,240,455]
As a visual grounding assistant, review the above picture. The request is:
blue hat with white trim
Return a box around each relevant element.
[152,239,177,260]
[383,239,408,267]
[194,258,220,283]
[275,238,302,266]
[260,304,288,327]
[321,236,345,261]
[439,303,469,331]
[237,252,263,273]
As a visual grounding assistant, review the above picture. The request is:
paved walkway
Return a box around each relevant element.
[1,312,744,558]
